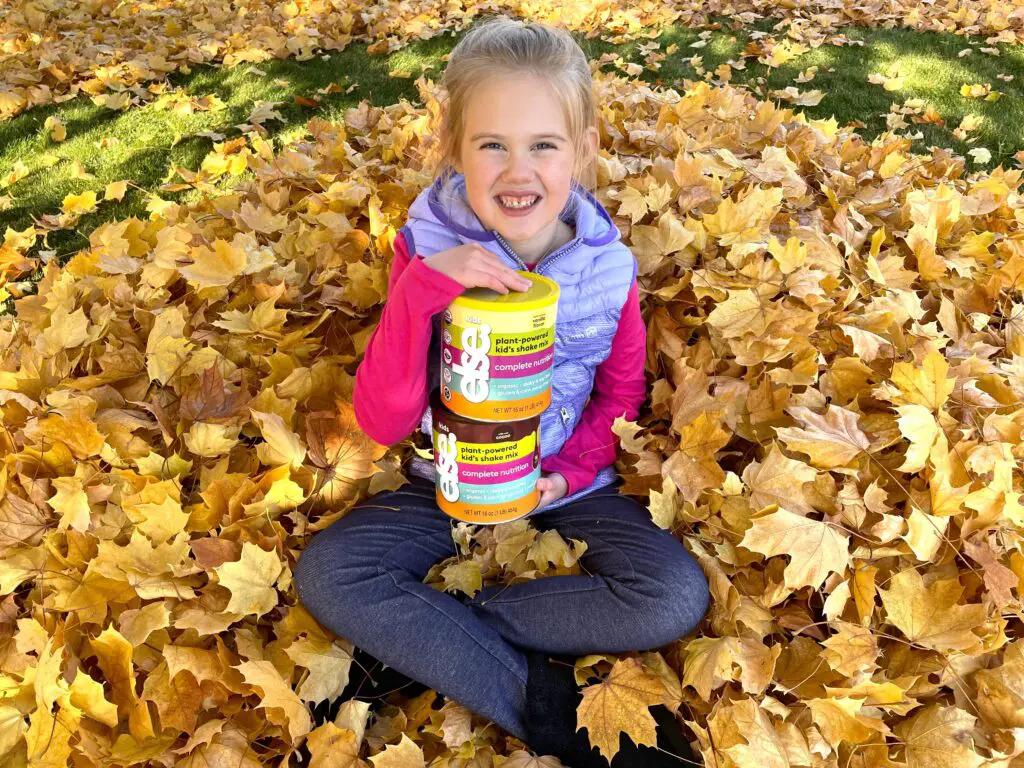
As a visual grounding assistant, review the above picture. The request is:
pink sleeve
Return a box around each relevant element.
[353,231,466,445]
[541,278,646,496]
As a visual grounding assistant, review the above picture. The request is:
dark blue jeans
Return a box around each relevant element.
[293,476,709,742]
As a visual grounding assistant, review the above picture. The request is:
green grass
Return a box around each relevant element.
[0,19,1021,271]
[588,21,1024,166]
[0,32,459,266]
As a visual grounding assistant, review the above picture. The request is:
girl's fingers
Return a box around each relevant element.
[466,264,504,292]
[477,252,530,289]
[479,259,525,288]
[537,486,557,510]
[472,265,516,294]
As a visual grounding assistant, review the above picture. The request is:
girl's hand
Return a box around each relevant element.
[535,472,568,512]
[422,243,532,294]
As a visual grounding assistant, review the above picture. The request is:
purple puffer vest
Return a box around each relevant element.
[402,171,637,514]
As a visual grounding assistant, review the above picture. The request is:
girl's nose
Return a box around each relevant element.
[503,151,533,180]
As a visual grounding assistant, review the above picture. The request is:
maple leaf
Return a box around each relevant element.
[611,415,650,453]
[104,180,129,201]
[890,349,955,411]
[663,412,729,503]
[968,147,992,165]
[963,536,1017,609]
[740,507,850,590]
[285,634,355,703]
[35,303,89,357]
[88,626,140,710]
[215,543,283,617]
[48,474,92,532]
[775,405,870,470]
[646,475,679,530]
[742,442,816,515]
[682,636,779,699]
[368,733,425,767]
[24,703,80,768]
[178,238,248,288]
[770,86,825,105]
[576,657,670,762]
[248,100,286,126]
[821,621,879,676]
[180,365,250,422]
[902,505,948,561]
[527,529,586,570]
[236,659,312,741]
[895,403,940,472]
[878,568,987,651]
[807,696,889,748]
[438,559,483,596]
[896,705,984,768]
[235,200,290,233]
[44,115,66,142]
[611,185,649,224]
[250,409,307,469]
[630,211,695,274]
[183,421,238,457]
[701,186,783,246]
[122,483,190,544]
[767,235,806,274]
[307,723,366,768]
[439,700,474,748]
[305,402,387,509]
[707,289,771,338]
[707,697,789,768]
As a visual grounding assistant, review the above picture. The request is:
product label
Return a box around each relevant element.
[492,329,553,356]
[448,304,556,334]
[435,432,460,503]
[443,341,553,379]
[453,469,541,505]
[451,324,491,403]
[455,432,536,463]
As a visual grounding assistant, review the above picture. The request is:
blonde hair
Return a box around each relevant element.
[431,15,599,194]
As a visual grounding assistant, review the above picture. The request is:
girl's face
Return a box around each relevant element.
[453,74,598,264]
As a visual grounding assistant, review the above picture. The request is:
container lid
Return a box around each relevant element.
[453,271,559,312]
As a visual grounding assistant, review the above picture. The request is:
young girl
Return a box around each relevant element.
[295,16,709,767]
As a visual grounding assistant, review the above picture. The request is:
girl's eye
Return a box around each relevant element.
[481,142,557,150]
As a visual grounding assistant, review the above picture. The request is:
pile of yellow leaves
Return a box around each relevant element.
[3,0,1023,120]
[2,65,1024,768]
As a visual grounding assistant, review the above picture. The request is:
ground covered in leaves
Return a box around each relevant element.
[2,57,1024,768]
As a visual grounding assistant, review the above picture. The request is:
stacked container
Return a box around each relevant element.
[432,272,560,524]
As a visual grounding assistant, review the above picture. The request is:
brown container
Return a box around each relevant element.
[431,389,541,524]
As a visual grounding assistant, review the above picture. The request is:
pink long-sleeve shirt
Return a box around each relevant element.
[353,230,647,497]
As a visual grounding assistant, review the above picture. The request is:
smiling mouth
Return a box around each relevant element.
[495,194,541,210]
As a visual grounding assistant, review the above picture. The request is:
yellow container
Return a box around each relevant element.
[432,389,540,524]
[440,271,559,423]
